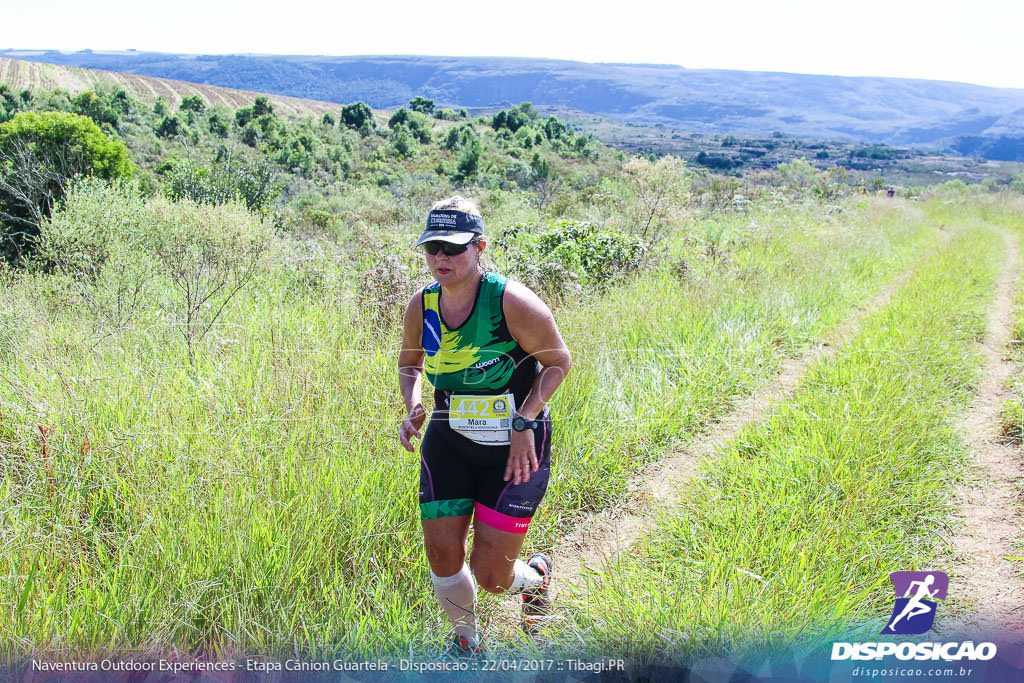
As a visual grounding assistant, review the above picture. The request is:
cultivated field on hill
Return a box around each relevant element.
[0,56,337,117]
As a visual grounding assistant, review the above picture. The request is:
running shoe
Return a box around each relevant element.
[521,553,552,634]
[437,634,486,660]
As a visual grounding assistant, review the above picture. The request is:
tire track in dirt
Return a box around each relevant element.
[549,230,951,602]
[945,227,1024,632]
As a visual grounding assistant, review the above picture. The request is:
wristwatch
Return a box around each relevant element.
[512,415,538,432]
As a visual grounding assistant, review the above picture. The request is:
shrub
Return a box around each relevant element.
[147,197,274,368]
[39,178,273,362]
[155,115,182,138]
[165,156,282,213]
[622,155,689,242]
[492,108,529,133]
[341,101,374,130]
[409,96,434,115]
[777,158,818,187]
[388,126,415,159]
[510,259,582,303]
[695,150,734,170]
[208,113,229,138]
[253,95,274,117]
[443,124,477,151]
[0,111,134,262]
[300,208,332,230]
[235,106,255,128]
[500,219,647,291]
[502,160,531,188]
[452,137,482,182]
[0,84,24,123]
[935,179,969,195]
[239,123,260,147]
[179,95,206,113]
[37,177,155,329]
[71,91,120,128]
[529,153,550,184]
[542,116,569,141]
[388,108,430,143]
[538,219,646,284]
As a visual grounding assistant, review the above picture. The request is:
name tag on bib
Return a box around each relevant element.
[449,393,515,445]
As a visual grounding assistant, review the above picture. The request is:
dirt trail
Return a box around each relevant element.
[550,233,951,600]
[946,228,1024,631]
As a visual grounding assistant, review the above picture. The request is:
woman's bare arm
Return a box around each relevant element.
[398,288,427,451]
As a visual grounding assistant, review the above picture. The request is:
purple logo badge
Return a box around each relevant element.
[882,571,949,635]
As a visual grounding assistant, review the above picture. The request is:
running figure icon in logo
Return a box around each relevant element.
[882,571,949,635]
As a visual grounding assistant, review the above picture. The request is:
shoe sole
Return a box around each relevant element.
[522,553,552,633]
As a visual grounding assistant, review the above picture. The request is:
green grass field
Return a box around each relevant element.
[561,197,1024,662]
[0,193,1020,662]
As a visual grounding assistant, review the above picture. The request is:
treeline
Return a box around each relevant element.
[0,82,612,263]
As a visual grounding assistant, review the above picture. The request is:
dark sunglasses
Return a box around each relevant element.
[421,239,478,256]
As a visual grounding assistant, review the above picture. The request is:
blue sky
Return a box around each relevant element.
[7,0,1024,89]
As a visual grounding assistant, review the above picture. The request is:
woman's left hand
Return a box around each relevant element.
[504,428,539,485]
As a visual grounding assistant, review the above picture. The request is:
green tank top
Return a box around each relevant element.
[421,272,536,400]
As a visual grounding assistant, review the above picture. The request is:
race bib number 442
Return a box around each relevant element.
[449,393,515,444]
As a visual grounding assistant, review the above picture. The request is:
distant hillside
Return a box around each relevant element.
[5,50,1024,160]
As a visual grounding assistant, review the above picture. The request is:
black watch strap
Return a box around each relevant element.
[512,415,538,432]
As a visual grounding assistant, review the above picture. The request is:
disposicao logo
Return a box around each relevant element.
[830,571,997,663]
[882,571,948,635]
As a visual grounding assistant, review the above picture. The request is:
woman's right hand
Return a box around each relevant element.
[400,403,426,452]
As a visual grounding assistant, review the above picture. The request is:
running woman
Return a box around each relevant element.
[398,196,572,657]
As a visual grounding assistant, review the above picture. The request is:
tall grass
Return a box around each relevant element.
[564,215,1002,660]
[0,196,937,659]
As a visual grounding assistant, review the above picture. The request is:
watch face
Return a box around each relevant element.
[513,416,536,431]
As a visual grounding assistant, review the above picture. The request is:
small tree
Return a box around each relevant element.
[388,108,430,143]
[165,156,282,213]
[38,177,156,330]
[1010,173,1024,194]
[777,158,818,188]
[253,95,274,117]
[452,137,481,181]
[492,108,529,133]
[147,197,274,369]
[235,106,255,128]
[542,115,568,141]
[341,101,373,130]
[179,95,206,113]
[155,115,182,138]
[529,152,550,184]
[208,113,229,138]
[0,85,23,123]
[622,155,689,242]
[71,91,120,128]
[409,96,435,115]
[0,111,133,262]
[388,107,411,128]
